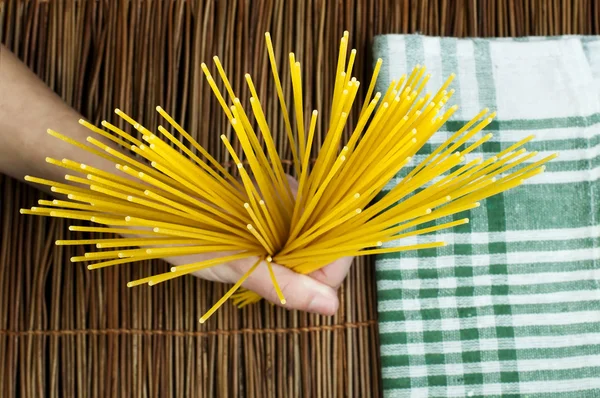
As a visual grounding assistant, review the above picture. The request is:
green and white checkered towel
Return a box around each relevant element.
[374,35,600,397]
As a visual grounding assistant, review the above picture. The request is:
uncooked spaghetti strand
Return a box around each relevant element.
[265,258,287,304]
[200,257,263,323]
[358,241,446,256]
[264,32,301,173]
[289,55,306,160]
[359,58,382,117]
[211,56,237,100]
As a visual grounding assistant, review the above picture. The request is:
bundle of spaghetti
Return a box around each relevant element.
[21,31,557,322]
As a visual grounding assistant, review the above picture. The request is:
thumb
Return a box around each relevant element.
[241,260,339,316]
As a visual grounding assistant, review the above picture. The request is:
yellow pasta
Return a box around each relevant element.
[21,32,556,323]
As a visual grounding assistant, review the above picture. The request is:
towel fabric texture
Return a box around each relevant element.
[373,35,600,397]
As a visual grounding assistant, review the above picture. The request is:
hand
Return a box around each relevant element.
[168,175,354,316]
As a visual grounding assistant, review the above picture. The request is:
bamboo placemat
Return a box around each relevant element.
[1,1,598,397]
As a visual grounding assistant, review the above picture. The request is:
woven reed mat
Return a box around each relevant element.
[1,1,599,397]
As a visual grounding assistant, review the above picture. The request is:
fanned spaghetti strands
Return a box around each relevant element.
[47,129,122,164]
[244,203,278,252]
[78,119,133,149]
[308,113,348,196]
[200,258,264,323]
[289,55,306,159]
[100,120,143,147]
[371,218,470,246]
[289,151,347,240]
[113,109,143,137]
[200,63,234,121]
[247,224,275,254]
[85,173,147,197]
[100,240,203,249]
[248,96,294,204]
[87,137,185,192]
[24,175,92,195]
[152,228,260,250]
[147,132,245,210]
[232,100,283,198]
[56,237,188,247]
[127,217,253,244]
[229,110,284,219]
[21,31,556,319]
[65,174,123,194]
[289,208,362,253]
[264,33,301,173]
[155,107,243,191]
[170,252,262,273]
[133,169,244,229]
[290,111,319,230]
[406,108,490,180]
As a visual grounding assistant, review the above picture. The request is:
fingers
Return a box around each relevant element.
[309,256,354,289]
[237,259,339,316]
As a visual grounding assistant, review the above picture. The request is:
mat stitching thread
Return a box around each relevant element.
[0,320,377,337]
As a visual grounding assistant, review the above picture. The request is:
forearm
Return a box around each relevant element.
[0,45,113,192]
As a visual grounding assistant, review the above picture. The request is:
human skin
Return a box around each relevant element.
[0,44,353,315]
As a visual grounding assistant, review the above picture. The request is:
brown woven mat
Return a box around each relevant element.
[1,1,599,397]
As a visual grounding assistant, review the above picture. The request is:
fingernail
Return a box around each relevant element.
[307,293,338,315]
[305,281,338,315]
